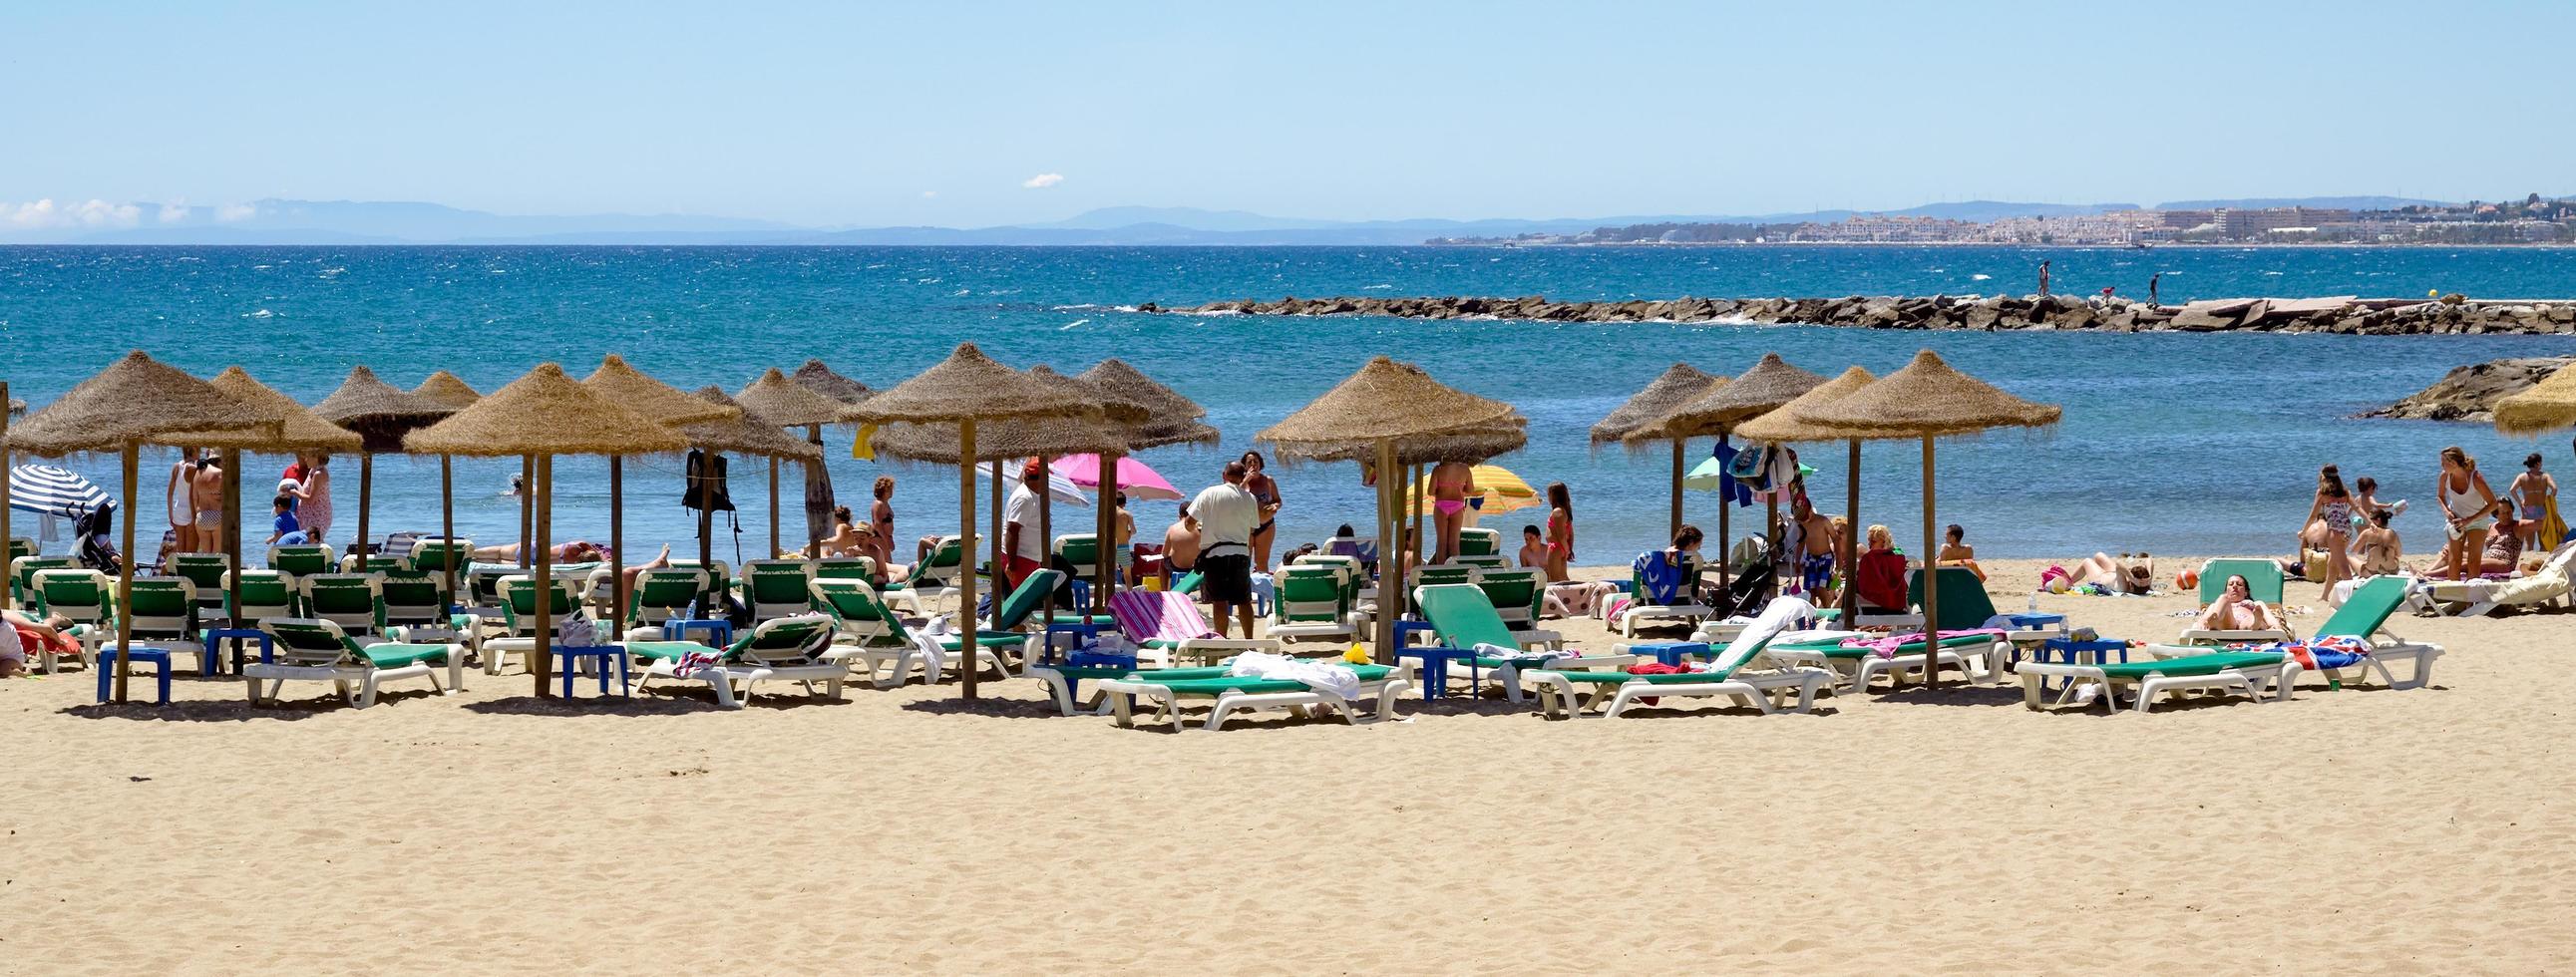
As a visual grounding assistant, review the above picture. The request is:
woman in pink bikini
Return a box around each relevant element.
[1426,460,1475,563]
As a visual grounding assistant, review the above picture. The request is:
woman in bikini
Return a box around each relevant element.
[2436,446,2500,582]
[2303,465,2357,598]
[1542,483,1574,583]
[1241,451,1283,572]
[2195,574,2286,634]
[2510,453,2556,549]
[2354,508,2402,577]
[1426,460,1474,564]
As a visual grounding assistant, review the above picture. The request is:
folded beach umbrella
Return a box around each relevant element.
[1072,358,1221,605]
[5,351,282,702]
[1794,351,2059,690]
[737,367,861,558]
[1591,363,1724,537]
[314,365,457,576]
[849,342,1100,699]
[1737,366,1877,621]
[792,358,874,405]
[583,356,736,630]
[1260,356,1521,661]
[408,371,483,600]
[1631,354,1829,578]
[2494,362,2576,437]
[409,363,689,697]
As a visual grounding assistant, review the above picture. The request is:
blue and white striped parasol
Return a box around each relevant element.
[9,464,110,517]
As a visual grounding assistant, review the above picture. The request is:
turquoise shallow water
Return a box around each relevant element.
[4,244,2573,563]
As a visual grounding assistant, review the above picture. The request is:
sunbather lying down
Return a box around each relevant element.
[2051,552,2153,594]
[1,610,78,679]
[470,540,609,563]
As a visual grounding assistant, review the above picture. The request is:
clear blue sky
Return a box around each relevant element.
[7,0,2570,227]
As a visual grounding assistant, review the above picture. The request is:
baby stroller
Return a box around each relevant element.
[75,499,123,576]
[1709,536,1775,619]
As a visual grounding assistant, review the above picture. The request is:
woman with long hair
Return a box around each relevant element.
[1241,451,1283,572]
[2303,465,2356,597]
[1543,482,1574,583]
[2436,447,2500,582]
[2510,452,2556,549]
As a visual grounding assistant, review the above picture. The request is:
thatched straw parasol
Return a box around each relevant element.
[735,367,859,557]
[407,364,691,698]
[3,351,284,703]
[1632,354,1828,583]
[1259,357,1522,661]
[1590,363,1722,538]
[1069,359,1222,606]
[685,387,823,590]
[1796,350,2060,690]
[181,367,366,455]
[792,358,874,405]
[314,365,459,573]
[580,356,735,625]
[1736,366,1876,622]
[412,371,483,410]
[847,343,1101,700]
[2494,362,2576,437]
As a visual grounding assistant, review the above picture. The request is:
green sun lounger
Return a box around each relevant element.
[245,617,461,709]
[2016,649,2297,713]
[1093,661,1410,731]
[2152,575,2441,690]
[629,615,845,707]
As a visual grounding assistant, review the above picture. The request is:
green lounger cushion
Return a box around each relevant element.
[1048,612,1117,625]
[624,641,716,663]
[1121,663,1394,696]
[1540,669,1741,685]
[2088,651,2285,680]
[936,631,1027,651]
[356,644,452,669]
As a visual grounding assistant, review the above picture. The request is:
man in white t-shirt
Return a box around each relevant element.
[1000,459,1047,595]
[1188,461,1260,637]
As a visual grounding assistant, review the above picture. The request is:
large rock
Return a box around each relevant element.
[2360,357,2576,421]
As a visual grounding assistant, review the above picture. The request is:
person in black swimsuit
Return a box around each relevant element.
[1242,450,1283,572]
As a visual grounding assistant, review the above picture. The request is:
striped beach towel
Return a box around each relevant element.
[1107,588,1218,645]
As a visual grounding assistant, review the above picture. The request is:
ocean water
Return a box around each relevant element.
[4,244,2573,565]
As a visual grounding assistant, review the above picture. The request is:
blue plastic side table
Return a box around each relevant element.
[664,619,734,649]
[203,627,271,677]
[97,648,174,705]
[2036,637,2127,693]
[553,644,630,698]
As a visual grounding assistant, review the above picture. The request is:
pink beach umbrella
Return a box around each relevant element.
[1052,454,1184,500]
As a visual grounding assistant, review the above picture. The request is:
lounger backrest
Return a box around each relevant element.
[4,538,28,565]
[268,543,336,578]
[2313,576,2406,641]
[911,536,962,587]
[1413,583,1519,652]
[170,553,231,606]
[993,568,1064,631]
[259,618,359,668]
[627,568,711,627]
[225,569,297,621]
[125,578,198,638]
[344,553,414,574]
[1706,595,1812,676]
[1908,567,1998,632]
[741,560,815,620]
[1275,566,1348,622]
[807,578,905,646]
[466,566,515,607]
[1456,527,1502,557]
[300,574,385,631]
[32,568,112,624]
[813,556,876,582]
[12,555,77,610]
[1054,534,1100,567]
[377,570,447,627]
[2197,558,2285,607]
[730,615,833,666]
[497,575,581,634]
[1108,588,1215,644]
[409,537,473,577]
[1475,568,1544,622]
[1409,565,1478,591]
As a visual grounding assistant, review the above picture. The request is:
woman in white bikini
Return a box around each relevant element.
[2302,465,2357,598]
[2435,447,2501,582]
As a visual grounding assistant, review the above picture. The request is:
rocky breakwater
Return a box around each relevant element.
[1144,293,2576,335]
[2360,357,2576,422]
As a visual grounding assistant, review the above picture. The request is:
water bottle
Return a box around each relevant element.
[2025,591,2037,615]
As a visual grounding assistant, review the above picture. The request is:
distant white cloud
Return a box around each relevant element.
[920,189,938,198]
[1021,173,1064,189]
[3,198,144,229]
[159,201,190,223]
[216,202,257,222]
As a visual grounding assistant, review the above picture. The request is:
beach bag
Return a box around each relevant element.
[684,450,734,513]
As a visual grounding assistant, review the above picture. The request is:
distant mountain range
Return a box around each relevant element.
[0,196,2469,246]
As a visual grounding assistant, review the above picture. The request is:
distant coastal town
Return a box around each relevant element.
[1430,193,2576,247]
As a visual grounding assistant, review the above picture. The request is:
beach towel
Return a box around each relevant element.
[1634,550,1686,605]
[2542,496,2567,551]
[1469,641,1570,667]
[1710,439,1754,509]
[2234,635,2369,672]
[672,649,725,680]
[1108,588,1215,644]
[1225,651,1359,700]
[1841,627,2007,659]
[911,614,955,683]
[1713,595,1812,671]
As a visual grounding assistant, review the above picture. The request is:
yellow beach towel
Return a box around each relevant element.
[2541,495,2567,551]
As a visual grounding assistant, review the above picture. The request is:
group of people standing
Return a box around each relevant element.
[164,449,333,556]
[2299,447,2560,595]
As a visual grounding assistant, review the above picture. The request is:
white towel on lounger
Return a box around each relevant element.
[1225,651,1358,700]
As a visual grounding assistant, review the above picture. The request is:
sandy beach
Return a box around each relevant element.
[4,556,2572,974]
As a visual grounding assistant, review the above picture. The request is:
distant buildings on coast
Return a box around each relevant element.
[1432,194,2576,247]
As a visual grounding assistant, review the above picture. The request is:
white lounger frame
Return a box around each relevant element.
[1094,670,1413,732]
[2016,657,2300,713]
[1523,665,1831,719]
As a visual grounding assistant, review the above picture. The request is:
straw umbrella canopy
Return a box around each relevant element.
[736,367,860,557]
[1591,363,1723,537]
[580,356,735,632]
[412,371,483,411]
[1632,354,1828,583]
[2495,362,2576,437]
[184,369,371,651]
[684,387,824,594]
[1259,357,1521,661]
[1796,350,2061,690]
[1737,366,1877,622]
[848,342,1100,699]
[408,364,690,697]
[3,351,284,702]
[1072,359,1221,607]
[792,358,874,405]
[313,365,457,570]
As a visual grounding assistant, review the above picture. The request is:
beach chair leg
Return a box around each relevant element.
[1372,680,1408,722]
[705,674,740,709]
[1108,689,1136,729]
[1604,686,1643,719]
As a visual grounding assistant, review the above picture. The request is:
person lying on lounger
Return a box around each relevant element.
[2195,575,2286,633]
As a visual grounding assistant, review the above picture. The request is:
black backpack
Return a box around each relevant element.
[683,450,734,512]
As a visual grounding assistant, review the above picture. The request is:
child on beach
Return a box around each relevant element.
[268,493,306,545]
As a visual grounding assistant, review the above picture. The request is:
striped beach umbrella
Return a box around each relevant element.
[8,464,109,517]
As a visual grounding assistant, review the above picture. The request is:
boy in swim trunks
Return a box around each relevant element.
[1790,495,1838,599]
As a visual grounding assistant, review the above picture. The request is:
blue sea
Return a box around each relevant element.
[5,244,2574,563]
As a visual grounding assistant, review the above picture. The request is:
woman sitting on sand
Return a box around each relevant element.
[2195,574,2286,633]
[2428,512,2523,578]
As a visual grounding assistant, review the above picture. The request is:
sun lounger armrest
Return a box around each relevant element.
[2175,629,2291,645]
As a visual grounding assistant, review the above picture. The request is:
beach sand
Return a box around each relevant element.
[4,557,2572,974]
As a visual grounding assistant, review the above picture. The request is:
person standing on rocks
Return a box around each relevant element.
[2148,272,2162,309]
[2037,260,2051,297]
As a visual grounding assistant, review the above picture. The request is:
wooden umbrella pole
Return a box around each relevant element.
[1096,453,1116,608]
[1037,454,1054,629]
[114,444,138,703]
[956,420,979,700]
[518,456,533,568]
[768,457,780,559]
[1373,440,1398,665]
[533,454,553,698]
[986,460,1003,631]
[609,456,624,637]
[222,449,242,672]
[696,458,715,612]
[440,456,456,609]
[806,423,825,558]
[1668,439,1685,539]
[1715,426,1732,588]
[355,454,372,561]
[1919,436,1940,692]
[1842,439,1861,624]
